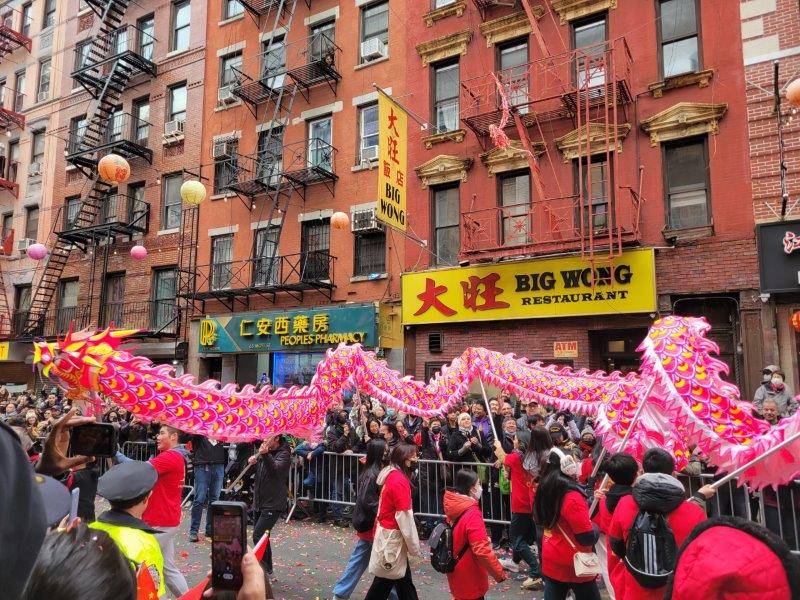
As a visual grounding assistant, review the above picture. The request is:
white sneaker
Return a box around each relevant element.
[521,577,543,590]
[498,557,520,572]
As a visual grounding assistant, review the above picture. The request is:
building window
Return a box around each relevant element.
[14,284,30,311]
[213,139,238,194]
[1,212,12,240]
[575,157,611,232]
[257,126,283,183]
[137,15,155,61]
[309,20,335,62]
[31,130,44,165]
[658,0,700,78]
[498,40,528,110]
[261,35,286,86]
[253,227,279,286]
[354,230,386,276]
[224,0,244,19]
[133,97,150,144]
[24,206,38,240]
[102,273,125,327]
[101,187,118,224]
[434,0,457,7]
[151,268,177,330]
[108,107,123,143]
[64,195,81,230]
[219,51,242,88]
[360,1,388,62]
[433,61,459,134]
[307,116,332,171]
[57,279,78,333]
[43,0,56,29]
[572,14,606,88]
[433,185,459,265]
[211,234,234,290]
[21,3,31,37]
[499,171,530,246]
[128,181,147,226]
[8,140,18,182]
[69,115,87,154]
[161,173,182,230]
[168,83,187,122]
[171,0,191,52]
[358,103,379,163]
[36,59,51,101]
[13,70,24,112]
[300,218,330,280]
[75,40,92,72]
[663,137,709,229]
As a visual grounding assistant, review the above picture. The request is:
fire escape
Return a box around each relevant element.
[21,0,158,338]
[0,6,31,339]
[178,0,341,315]
[459,1,642,262]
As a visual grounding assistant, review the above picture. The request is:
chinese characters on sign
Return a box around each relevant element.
[402,249,657,324]
[377,93,408,231]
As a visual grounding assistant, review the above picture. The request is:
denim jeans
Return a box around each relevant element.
[510,512,540,577]
[332,538,397,600]
[190,463,225,536]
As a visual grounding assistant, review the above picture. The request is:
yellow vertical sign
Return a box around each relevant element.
[377,92,408,231]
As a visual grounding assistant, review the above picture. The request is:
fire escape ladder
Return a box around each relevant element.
[22,0,133,337]
[0,259,11,338]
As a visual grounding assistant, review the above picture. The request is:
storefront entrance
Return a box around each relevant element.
[272,351,326,387]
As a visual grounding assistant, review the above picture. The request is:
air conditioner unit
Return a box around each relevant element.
[164,120,185,137]
[218,85,236,104]
[360,37,387,62]
[212,140,234,159]
[351,207,381,233]
[28,162,41,176]
[37,91,48,103]
[360,145,378,162]
[17,238,34,252]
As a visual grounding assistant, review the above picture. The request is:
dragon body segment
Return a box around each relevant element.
[32,316,800,488]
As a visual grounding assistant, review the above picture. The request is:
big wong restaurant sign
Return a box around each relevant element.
[401,249,656,325]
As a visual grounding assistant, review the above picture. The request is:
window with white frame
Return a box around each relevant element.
[360,1,388,62]
[161,173,183,230]
[433,60,459,134]
[224,0,244,19]
[358,103,378,163]
[168,82,187,122]
[220,51,242,88]
[663,137,709,229]
[37,59,51,100]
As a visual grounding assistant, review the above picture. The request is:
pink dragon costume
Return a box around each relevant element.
[32,316,799,489]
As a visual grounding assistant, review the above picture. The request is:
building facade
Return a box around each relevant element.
[403,0,761,396]
[745,0,800,398]
[182,0,406,386]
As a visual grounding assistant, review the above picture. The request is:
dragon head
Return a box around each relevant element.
[33,325,139,398]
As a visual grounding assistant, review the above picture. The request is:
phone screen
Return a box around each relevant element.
[69,423,117,458]
[211,504,246,590]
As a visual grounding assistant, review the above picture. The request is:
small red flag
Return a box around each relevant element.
[136,563,158,600]
[253,531,270,562]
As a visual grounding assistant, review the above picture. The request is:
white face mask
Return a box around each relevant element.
[470,485,483,501]
[772,376,784,385]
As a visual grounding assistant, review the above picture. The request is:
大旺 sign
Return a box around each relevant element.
[401,249,656,325]
[376,92,408,231]
[198,305,377,353]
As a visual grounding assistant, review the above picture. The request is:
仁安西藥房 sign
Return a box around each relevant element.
[376,92,407,231]
[401,249,656,325]
[198,305,377,353]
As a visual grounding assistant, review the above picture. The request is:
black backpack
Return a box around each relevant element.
[429,509,472,574]
[624,509,678,588]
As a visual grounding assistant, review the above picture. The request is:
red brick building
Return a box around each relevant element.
[744,0,800,397]
[402,0,761,395]
[182,0,407,385]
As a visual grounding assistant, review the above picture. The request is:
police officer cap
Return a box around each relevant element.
[98,461,157,502]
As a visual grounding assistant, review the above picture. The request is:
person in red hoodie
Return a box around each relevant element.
[592,452,638,600]
[533,448,601,600]
[443,469,507,600]
[608,448,714,600]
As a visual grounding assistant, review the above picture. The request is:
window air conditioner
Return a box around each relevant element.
[218,85,236,104]
[351,207,381,233]
[212,140,234,159]
[28,162,41,176]
[17,237,34,252]
[360,37,387,62]
[37,91,48,103]
[164,120,185,137]
[361,145,378,162]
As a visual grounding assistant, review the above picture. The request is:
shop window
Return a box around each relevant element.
[425,362,446,380]
[272,351,326,387]
[663,137,709,230]
[658,0,700,78]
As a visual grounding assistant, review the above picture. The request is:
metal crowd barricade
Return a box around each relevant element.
[121,440,156,461]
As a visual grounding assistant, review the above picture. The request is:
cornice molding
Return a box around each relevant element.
[551,0,616,24]
[414,154,474,188]
[423,0,466,27]
[480,140,545,175]
[416,30,473,66]
[640,102,727,146]
[479,10,542,47]
[554,122,631,161]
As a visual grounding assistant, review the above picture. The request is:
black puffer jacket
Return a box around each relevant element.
[253,440,291,511]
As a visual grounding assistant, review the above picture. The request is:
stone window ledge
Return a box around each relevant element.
[422,129,466,149]
[354,55,390,71]
[648,69,714,98]
[350,273,388,283]
[662,224,714,244]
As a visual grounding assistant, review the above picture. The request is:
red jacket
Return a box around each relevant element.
[541,490,598,584]
[443,490,505,600]
[142,448,185,528]
[608,494,705,600]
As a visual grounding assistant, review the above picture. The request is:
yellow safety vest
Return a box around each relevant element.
[90,520,165,596]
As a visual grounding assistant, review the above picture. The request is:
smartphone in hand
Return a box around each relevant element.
[68,423,118,458]
[211,501,248,591]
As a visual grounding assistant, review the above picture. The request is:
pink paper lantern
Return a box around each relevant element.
[130,245,148,260]
[26,243,48,260]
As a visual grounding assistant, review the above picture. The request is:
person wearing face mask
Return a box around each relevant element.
[327,409,360,527]
[753,366,797,417]
[365,443,422,600]
[442,469,507,600]
[416,417,448,536]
